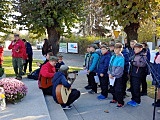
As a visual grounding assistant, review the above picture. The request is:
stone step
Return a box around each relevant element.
[0,78,51,120]
[45,96,68,120]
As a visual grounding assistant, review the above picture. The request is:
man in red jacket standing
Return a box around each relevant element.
[8,34,26,80]
[38,56,58,95]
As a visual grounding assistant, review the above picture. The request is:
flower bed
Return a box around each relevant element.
[0,78,28,103]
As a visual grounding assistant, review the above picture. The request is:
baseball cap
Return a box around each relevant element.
[134,43,143,48]
[89,44,98,49]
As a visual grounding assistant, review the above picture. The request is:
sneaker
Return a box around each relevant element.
[140,92,147,96]
[152,102,160,107]
[62,105,72,110]
[127,100,134,105]
[116,104,124,108]
[84,85,92,90]
[110,100,117,103]
[127,100,140,107]
[97,94,107,100]
[88,90,96,94]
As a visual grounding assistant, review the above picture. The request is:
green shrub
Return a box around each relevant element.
[62,35,111,54]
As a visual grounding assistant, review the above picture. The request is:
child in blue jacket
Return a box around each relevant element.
[108,43,125,108]
[97,45,111,100]
[87,44,100,94]
[52,65,80,109]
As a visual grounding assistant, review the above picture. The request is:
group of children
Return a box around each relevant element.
[83,40,151,108]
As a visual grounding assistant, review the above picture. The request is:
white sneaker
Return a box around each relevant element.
[62,105,72,110]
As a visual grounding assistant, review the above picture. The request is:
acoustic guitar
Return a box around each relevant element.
[56,71,78,104]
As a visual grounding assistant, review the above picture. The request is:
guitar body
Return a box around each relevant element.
[56,84,71,104]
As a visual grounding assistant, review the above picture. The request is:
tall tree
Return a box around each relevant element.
[0,0,11,36]
[102,0,158,43]
[11,0,84,55]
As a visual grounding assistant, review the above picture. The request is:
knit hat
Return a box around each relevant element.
[89,44,98,49]
[59,65,69,73]
[49,56,58,61]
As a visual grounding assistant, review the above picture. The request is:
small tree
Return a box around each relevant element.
[103,0,158,43]
[11,0,84,55]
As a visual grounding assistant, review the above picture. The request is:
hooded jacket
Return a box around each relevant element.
[87,52,100,72]
[108,53,125,78]
[97,52,111,77]
[130,51,147,77]
[52,72,71,103]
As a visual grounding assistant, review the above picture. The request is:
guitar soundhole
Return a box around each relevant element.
[65,89,67,95]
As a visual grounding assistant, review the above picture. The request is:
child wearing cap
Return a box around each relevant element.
[127,43,147,107]
[97,45,111,100]
[87,44,100,94]
[108,43,125,108]
[83,46,92,90]
[55,54,65,72]
[109,43,115,55]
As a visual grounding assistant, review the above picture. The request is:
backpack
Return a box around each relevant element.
[27,68,40,80]
[132,53,147,67]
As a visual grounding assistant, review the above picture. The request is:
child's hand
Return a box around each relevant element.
[87,70,90,74]
[100,73,104,77]
[109,74,113,79]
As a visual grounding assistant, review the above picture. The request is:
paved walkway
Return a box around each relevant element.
[60,53,160,120]
[2,50,160,120]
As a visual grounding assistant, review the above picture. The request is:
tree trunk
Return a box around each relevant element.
[46,26,60,56]
[124,22,140,44]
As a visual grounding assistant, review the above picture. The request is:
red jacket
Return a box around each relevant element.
[39,62,56,78]
[38,62,56,88]
[8,39,26,59]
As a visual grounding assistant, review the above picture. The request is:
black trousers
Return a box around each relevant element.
[87,74,92,86]
[122,72,129,96]
[42,86,53,95]
[130,76,141,104]
[99,75,109,97]
[88,72,97,93]
[112,77,124,105]
[24,56,33,73]
[64,89,80,106]
[141,75,147,93]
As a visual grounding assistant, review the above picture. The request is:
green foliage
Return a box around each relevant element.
[103,0,158,27]
[0,0,12,35]
[11,0,85,37]
[138,19,155,42]
[64,35,111,54]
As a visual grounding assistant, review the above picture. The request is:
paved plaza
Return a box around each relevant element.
[1,49,160,120]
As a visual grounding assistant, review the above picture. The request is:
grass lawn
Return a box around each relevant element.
[3,56,83,77]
